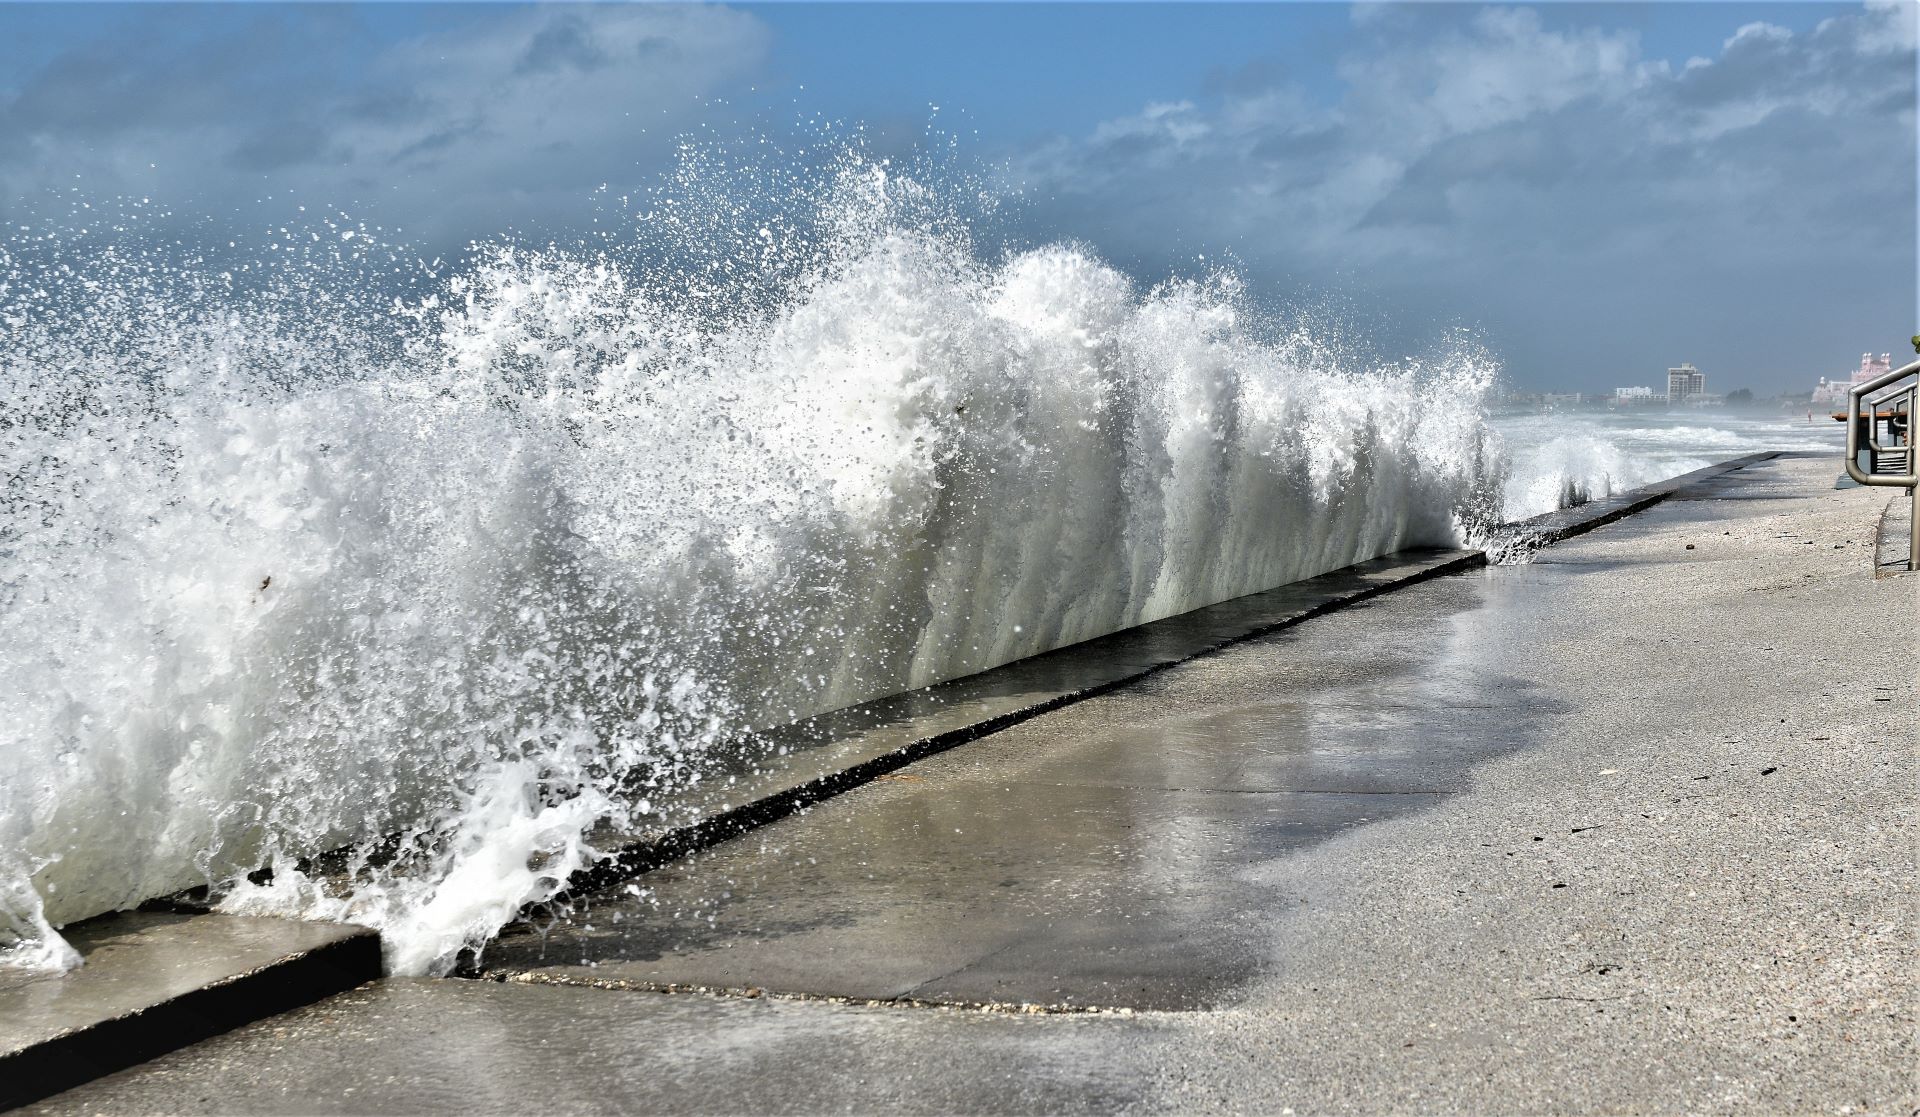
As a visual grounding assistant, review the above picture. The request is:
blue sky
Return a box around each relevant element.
[1,2,1914,393]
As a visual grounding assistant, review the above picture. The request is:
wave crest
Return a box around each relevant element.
[1,155,1504,974]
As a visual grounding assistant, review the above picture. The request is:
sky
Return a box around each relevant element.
[0,2,1914,395]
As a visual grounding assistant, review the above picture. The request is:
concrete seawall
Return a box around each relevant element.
[18,450,1915,1114]
[559,452,1786,906]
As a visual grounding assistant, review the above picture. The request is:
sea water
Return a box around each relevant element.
[0,153,1828,975]
[1494,408,1843,520]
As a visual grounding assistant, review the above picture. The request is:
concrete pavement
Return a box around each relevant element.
[0,913,378,1109]
[479,571,1556,1010]
[32,452,1916,1115]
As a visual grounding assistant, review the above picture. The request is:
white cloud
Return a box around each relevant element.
[1334,6,1646,144]
[1724,21,1793,51]
[1007,3,1914,392]
[1020,4,1910,258]
[1856,0,1920,54]
[1091,101,1212,148]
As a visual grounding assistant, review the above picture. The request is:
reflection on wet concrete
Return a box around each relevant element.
[633,550,1488,833]
[484,570,1570,1011]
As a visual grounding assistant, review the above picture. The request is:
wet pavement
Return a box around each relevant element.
[30,452,1917,1116]
[0,912,377,1108]
[29,976,1176,1116]
[483,576,1559,1010]
[578,547,1486,889]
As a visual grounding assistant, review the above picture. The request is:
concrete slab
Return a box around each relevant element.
[30,451,1917,1115]
[469,456,1805,1011]
[0,911,379,1109]
[567,545,1488,896]
[22,978,1176,1116]
[478,571,1558,1009]
[550,454,1777,909]
[1502,450,1779,549]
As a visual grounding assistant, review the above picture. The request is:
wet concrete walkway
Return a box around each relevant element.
[0,913,378,1108]
[33,453,1916,1115]
[480,565,1558,1010]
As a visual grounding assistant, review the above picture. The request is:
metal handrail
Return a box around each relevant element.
[1864,382,1913,456]
[1865,380,1913,406]
[1844,357,1920,570]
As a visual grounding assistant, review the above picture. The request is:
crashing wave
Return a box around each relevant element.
[0,154,1506,975]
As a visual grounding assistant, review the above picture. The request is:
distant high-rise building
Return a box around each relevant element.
[1615,386,1655,400]
[1667,363,1705,403]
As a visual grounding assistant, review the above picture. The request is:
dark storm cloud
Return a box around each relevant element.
[228,122,340,172]
[0,5,770,242]
[0,10,360,140]
[515,15,610,75]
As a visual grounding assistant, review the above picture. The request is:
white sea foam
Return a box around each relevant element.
[0,154,1560,975]
[1497,419,1709,519]
[1492,410,1841,522]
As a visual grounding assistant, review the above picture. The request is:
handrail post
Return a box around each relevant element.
[1904,387,1920,579]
